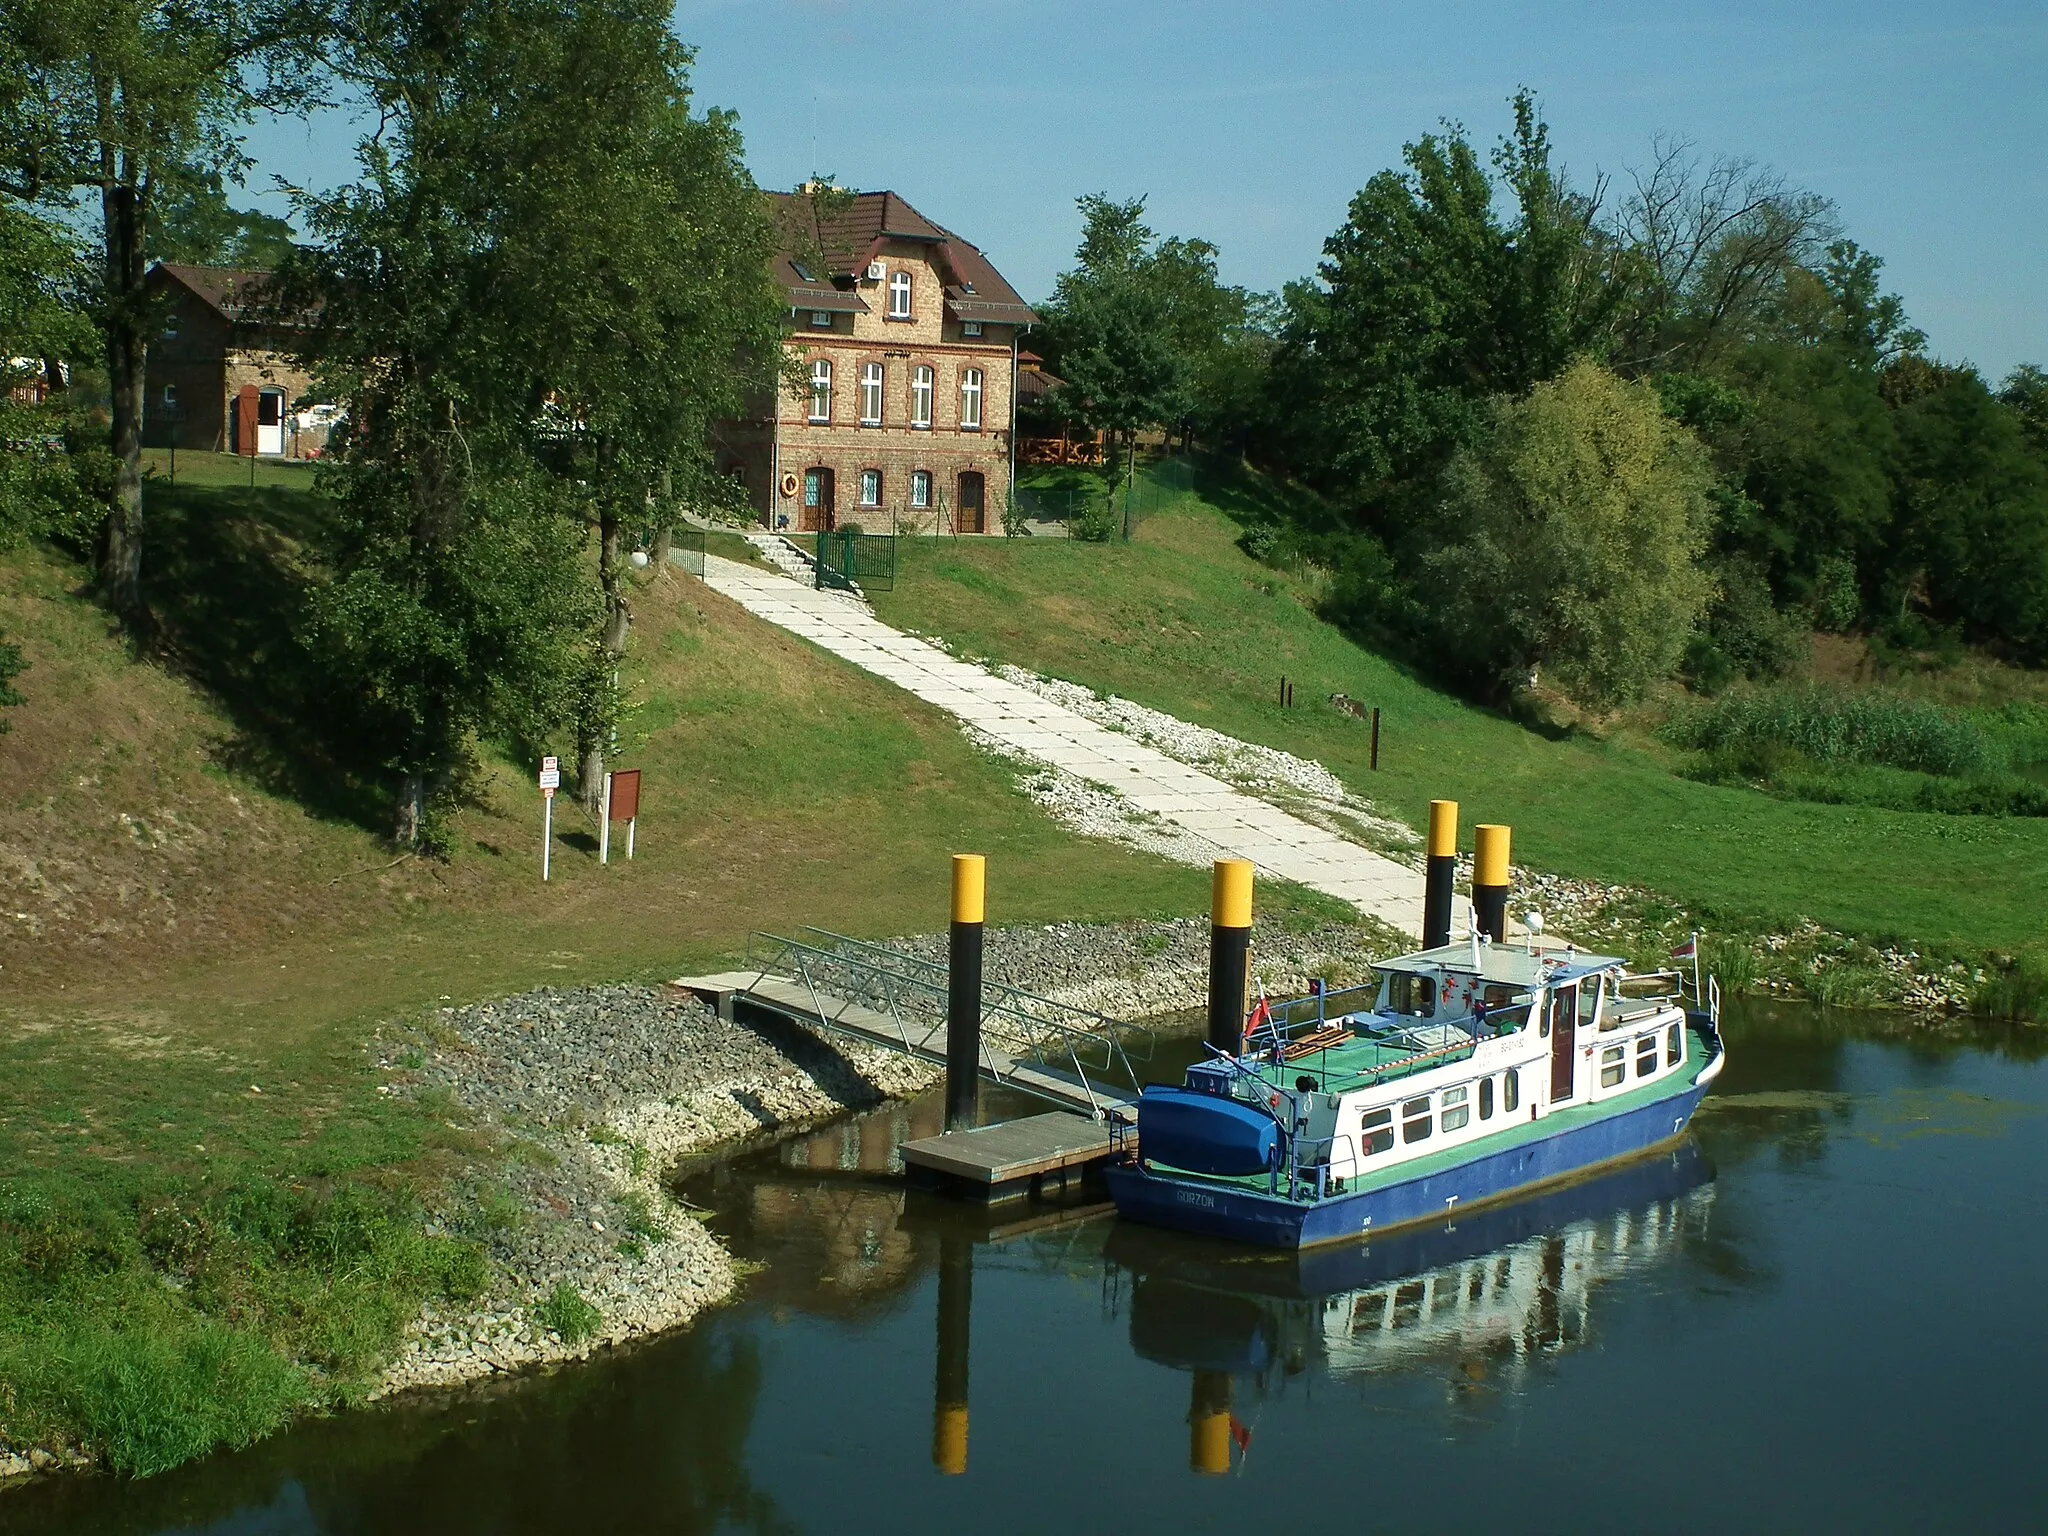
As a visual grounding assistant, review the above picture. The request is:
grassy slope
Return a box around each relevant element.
[871,491,2048,954]
[0,479,1227,1473]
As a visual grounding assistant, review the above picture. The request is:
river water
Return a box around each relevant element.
[13,999,2048,1535]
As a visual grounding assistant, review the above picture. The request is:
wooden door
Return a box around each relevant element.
[1548,984,1576,1102]
[956,471,985,534]
[801,467,835,532]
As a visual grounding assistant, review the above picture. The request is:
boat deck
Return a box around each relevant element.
[1246,1012,1503,1092]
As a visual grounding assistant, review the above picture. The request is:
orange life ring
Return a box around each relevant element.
[779,470,799,498]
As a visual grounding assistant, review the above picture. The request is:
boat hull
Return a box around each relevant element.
[1106,1080,1711,1250]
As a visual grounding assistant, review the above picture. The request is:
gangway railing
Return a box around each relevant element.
[741,928,1155,1119]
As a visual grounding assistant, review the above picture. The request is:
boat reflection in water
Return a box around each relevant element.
[1108,1142,1717,1471]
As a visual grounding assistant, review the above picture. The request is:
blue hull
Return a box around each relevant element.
[1105,1081,1710,1249]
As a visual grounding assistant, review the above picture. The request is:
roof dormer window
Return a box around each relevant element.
[961,321,983,338]
[810,310,833,328]
[888,270,912,320]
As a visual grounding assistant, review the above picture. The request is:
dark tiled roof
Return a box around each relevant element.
[148,262,300,324]
[765,190,1037,326]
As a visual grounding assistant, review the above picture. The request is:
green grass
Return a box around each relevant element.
[533,1283,600,1344]
[140,448,322,491]
[870,476,2048,955]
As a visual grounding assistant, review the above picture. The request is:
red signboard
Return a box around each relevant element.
[609,769,641,821]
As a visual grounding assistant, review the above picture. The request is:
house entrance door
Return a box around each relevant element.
[1548,984,1577,1103]
[956,471,985,534]
[256,389,285,456]
[802,468,835,532]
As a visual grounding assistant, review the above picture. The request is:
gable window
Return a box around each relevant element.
[960,368,983,430]
[808,359,832,423]
[910,469,931,508]
[888,270,912,319]
[858,469,881,507]
[911,365,934,428]
[860,362,883,425]
[810,310,834,329]
[961,320,983,337]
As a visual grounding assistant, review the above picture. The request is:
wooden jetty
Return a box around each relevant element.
[901,1111,1123,1203]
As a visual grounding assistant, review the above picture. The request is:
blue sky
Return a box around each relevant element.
[244,0,2047,380]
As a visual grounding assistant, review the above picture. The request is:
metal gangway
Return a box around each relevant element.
[675,928,1154,1121]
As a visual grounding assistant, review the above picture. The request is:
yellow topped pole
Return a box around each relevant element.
[1423,800,1458,948]
[947,855,987,1131]
[1474,824,1511,943]
[1208,859,1254,1052]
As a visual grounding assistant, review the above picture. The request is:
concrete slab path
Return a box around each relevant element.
[696,548,1426,936]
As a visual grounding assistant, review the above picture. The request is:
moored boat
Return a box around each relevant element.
[1104,921,1725,1249]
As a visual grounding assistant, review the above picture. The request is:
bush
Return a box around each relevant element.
[1071,498,1120,543]
[1974,953,2048,1023]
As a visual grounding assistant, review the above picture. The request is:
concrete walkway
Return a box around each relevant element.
[696,549,1426,936]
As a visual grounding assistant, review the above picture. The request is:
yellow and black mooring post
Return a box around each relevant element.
[946,854,986,1134]
[1474,823,1511,944]
[931,1229,973,1476]
[1189,1370,1233,1476]
[1208,859,1254,1055]
[1423,799,1458,949]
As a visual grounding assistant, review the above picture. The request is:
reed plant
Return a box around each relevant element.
[1663,685,1996,778]
[1973,953,2048,1023]
[1702,936,1758,996]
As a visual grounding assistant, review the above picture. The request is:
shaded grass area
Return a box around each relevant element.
[870,471,2048,956]
[1,480,1257,1476]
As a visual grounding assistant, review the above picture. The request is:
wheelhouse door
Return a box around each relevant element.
[956,471,985,534]
[1548,984,1577,1103]
[801,467,835,533]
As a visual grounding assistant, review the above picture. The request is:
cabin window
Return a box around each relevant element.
[1666,1022,1682,1066]
[1401,1096,1432,1144]
[1440,1085,1470,1133]
[1388,973,1436,1017]
[1503,1067,1520,1113]
[1636,1034,1658,1077]
[1478,1077,1495,1120]
[1579,976,1603,1028]
[1359,1107,1393,1156]
[1600,1045,1626,1089]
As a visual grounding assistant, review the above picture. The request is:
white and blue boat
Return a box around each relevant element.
[1105,923,1725,1249]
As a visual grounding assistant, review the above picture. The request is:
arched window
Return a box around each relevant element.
[860,362,883,425]
[888,270,913,319]
[960,367,983,430]
[808,359,832,423]
[911,365,934,428]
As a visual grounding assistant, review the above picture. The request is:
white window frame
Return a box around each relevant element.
[961,320,983,337]
[910,469,931,508]
[960,367,983,430]
[808,359,832,423]
[860,362,884,425]
[858,468,881,507]
[888,270,913,319]
[911,365,934,429]
[810,310,834,329]
[161,384,178,408]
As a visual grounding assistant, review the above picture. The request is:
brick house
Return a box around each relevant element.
[718,190,1037,535]
[141,263,334,458]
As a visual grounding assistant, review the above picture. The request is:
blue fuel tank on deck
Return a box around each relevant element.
[1136,1086,1280,1176]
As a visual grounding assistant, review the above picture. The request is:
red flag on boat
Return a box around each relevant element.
[1228,1415,1252,1453]
[1242,995,1272,1051]
[1670,934,1698,961]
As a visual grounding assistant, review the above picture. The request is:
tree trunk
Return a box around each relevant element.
[580,496,631,816]
[100,181,150,634]
[651,523,672,571]
[394,772,426,847]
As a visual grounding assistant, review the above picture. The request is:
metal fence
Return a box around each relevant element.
[667,525,707,577]
[1011,454,1198,541]
[815,529,895,592]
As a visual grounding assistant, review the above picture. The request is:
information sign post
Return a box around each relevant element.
[538,756,560,881]
[609,770,642,860]
[599,772,613,865]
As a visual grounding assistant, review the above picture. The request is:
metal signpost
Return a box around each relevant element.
[538,756,560,880]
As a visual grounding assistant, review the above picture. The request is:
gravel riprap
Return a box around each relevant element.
[375,985,940,1396]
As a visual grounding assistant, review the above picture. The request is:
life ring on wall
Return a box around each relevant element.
[779,471,799,498]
